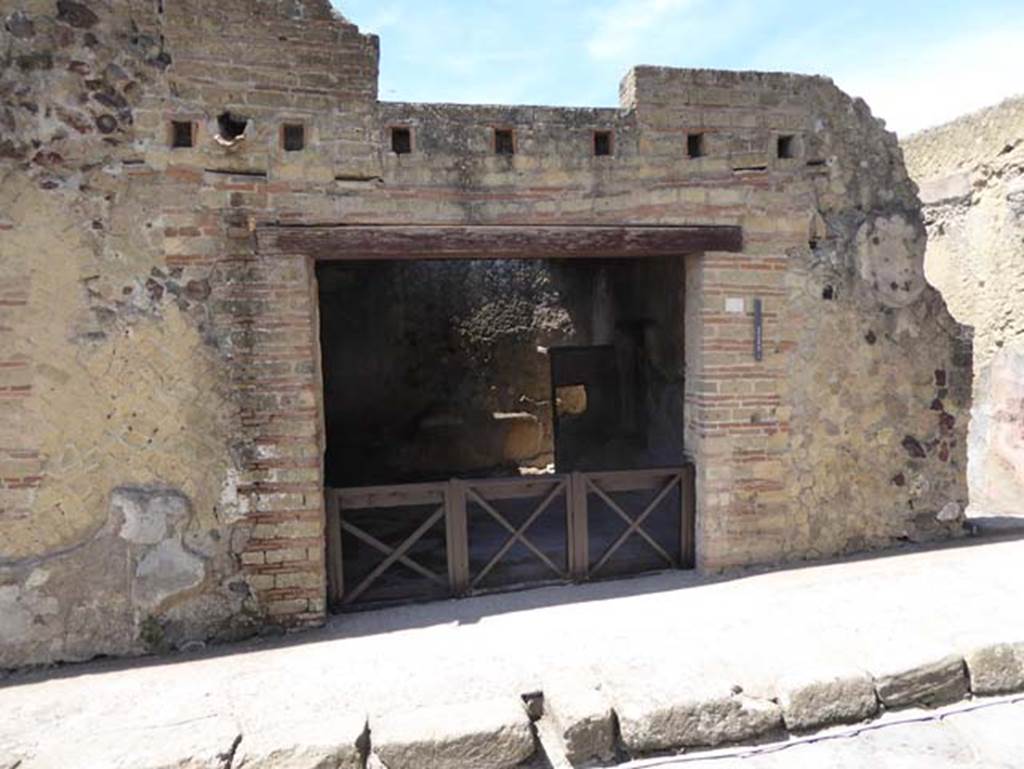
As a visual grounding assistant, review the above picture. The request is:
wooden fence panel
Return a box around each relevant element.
[325,465,694,609]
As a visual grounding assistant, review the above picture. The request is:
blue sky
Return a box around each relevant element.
[334,0,1021,136]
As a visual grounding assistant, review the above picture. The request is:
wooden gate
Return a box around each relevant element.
[325,466,695,610]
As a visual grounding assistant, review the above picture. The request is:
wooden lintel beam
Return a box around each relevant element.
[257,224,743,260]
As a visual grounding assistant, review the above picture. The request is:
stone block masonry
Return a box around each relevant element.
[0,0,969,667]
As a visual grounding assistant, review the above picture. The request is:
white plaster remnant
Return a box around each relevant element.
[0,586,34,644]
[114,488,189,545]
[0,583,59,645]
[218,468,251,523]
[134,539,205,609]
[937,501,963,522]
[854,214,927,308]
[25,568,50,589]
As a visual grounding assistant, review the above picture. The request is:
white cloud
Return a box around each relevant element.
[836,25,1024,136]
[586,0,697,61]
[349,4,400,34]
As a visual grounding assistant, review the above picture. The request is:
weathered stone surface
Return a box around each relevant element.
[942,699,1024,766]
[854,213,928,309]
[874,654,970,709]
[4,10,35,38]
[234,709,367,769]
[56,0,99,28]
[542,677,616,766]
[777,668,879,731]
[936,501,963,522]
[916,171,973,205]
[964,642,1024,695]
[14,711,241,769]
[0,0,972,666]
[613,678,783,753]
[370,699,534,769]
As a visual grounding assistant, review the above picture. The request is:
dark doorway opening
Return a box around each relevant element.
[317,254,690,610]
[317,256,685,487]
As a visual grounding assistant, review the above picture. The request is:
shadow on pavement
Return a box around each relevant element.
[3,524,1022,689]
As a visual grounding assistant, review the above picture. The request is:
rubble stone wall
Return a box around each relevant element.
[903,98,1024,516]
[0,0,969,668]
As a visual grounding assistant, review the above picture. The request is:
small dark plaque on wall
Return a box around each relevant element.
[754,298,763,362]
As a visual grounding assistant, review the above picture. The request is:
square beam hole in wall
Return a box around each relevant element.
[217,111,249,141]
[170,120,194,148]
[777,134,797,159]
[494,128,515,156]
[391,127,412,155]
[686,132,706,158]
[594,130,613,157]
[282,123,305,152]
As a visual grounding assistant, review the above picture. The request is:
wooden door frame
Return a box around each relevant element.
[258,223,742,261]
[264,224,728,613]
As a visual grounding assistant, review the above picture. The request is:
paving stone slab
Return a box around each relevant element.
[230,671,369,769]
[542,675,616,766]
[370,698,535,769]
[768,719,983,769]
[776,666,878,731]
[873,654,969,709]
[963,642,1024,695]
[942,699,1024,766]
[15,712,242,769]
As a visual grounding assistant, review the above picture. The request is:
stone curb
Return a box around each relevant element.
[191,641,1024,769]
[543,641,1024,765]
[367,697,536,769]
[872,654,970,709]
[542,675,618,767]
[614,687,784,754]
[964,641,1024,695]
[776,667,879,732]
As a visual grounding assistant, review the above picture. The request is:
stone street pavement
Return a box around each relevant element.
[615,696,1024,768]
[3,534,1024,768]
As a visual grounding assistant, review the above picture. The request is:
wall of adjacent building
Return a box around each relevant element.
[903,97,1024,516]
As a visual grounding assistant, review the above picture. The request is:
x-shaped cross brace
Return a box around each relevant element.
[341,505,447,604]
[467,480,569,588]
[588,473,680,576]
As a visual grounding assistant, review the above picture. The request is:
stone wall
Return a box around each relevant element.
[0,0,969,668]
[0,0,379,666]
[903,97,1024,516]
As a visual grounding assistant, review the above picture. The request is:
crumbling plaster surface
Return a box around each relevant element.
[0,1,261,667]
[793,113,972,557]
[903,97,1024,516]
[665,77,972,565]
